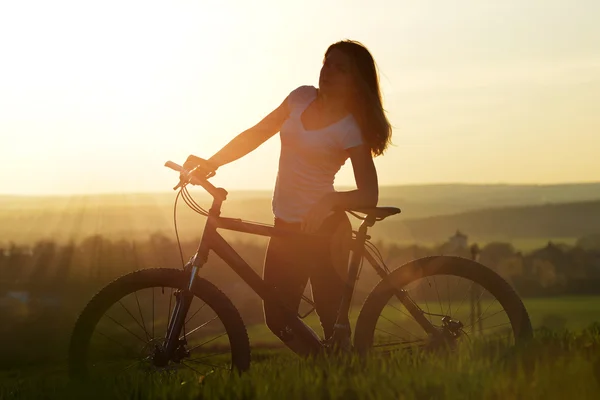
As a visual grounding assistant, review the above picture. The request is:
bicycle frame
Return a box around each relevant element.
[163,176,437,360]
[165,190,352,357]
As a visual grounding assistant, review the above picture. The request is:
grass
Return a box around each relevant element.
[1,327,600,399]
[524,296,600,330]
[245,295,600,347]
[480,237,579,252]
[2,297,600,399]
[389,237,579,252]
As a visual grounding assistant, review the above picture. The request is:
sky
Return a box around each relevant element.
[1,0,599,195]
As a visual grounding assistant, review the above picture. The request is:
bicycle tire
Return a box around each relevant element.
[68,268,250,379]
[354,255,533,355]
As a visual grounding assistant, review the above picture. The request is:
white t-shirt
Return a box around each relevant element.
[272,85,364,222]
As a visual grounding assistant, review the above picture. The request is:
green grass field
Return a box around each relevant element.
[1,296,600,399]
[244,296,600,347]
[2,329,599,399]
[383,237,580,254]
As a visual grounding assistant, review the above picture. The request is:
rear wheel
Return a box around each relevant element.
[69,268,250,379]
[354,256,532,356]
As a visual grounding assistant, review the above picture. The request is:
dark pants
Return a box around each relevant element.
[263,212,352,342]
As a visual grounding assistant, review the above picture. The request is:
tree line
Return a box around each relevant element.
[1,233,600,324]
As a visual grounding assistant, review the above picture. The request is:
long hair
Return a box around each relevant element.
[325,40,392,157]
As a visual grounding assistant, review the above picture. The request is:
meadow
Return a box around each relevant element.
[1,326,599,399]
[2,184,600,398]
[1,296,600,399]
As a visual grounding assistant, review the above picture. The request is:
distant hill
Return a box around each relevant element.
[379,182,600,206]
[1,182,600,246]
[373,199,600,245]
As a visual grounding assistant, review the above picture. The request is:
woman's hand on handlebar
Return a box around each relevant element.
[182,155,218,182]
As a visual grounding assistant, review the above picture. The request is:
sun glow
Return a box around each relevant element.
[1,0,599,195]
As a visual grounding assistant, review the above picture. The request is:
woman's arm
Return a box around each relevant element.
[302,144,379,232]
[330,144,379,208]
[184,96,290,173]
[207,97,290,168]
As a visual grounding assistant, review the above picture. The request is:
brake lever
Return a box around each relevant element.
[174,170,190,191]
[168,161,216,191]
[173,180,185,191]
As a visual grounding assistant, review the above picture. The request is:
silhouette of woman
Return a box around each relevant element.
[184,40,392,354]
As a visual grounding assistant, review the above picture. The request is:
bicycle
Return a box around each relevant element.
[68,159,533,379]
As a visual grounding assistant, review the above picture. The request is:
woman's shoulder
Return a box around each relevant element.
[337,114,364,149]
[288,85,317,105]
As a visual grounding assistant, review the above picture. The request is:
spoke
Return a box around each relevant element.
[445,276,452,317]
[408,279,423,297]
[469,287,488,329]
[184,359,229,370]
[375,326,419,343]
[372,338,427,348]
[473,286,486,308]
[388,302,416,321]
[188,332,228,353]
[422,278,432,323]
[453,279,476,317]
[180,361,205,375]
[89,357,141,373]
[379,313,420,339]
[134,291,151,341]
[181,315,219,340]
[465,308,507,332]
[118,300,149,340]
[478,297,499,323]
[167,288,174,327]
[185,301,208,325]
[106,314,148,345]
[433,276,444,316]
[467,321,511,334]
[95,330,141,358]
[188,350,231,362]
[120,359,143,372]
[452,274,465,314]
[464,284,487,330]
[387,302,432,336]
[152,288,155,339]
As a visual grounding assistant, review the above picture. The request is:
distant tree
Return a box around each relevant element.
[480,242,516,270]
[53,241,77,286]
[576,234,600,251]
[3,243,31,285]
[496,256,524,282]
[30,240,57,282]
[532,258,559,288]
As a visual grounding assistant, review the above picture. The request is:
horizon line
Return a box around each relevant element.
[2,180,600,198]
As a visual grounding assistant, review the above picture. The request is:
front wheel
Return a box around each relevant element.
[69,268,250,379]
[354,256,532,356]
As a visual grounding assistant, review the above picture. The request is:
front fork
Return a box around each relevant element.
[158,191,226,364]
[161,262,202,363]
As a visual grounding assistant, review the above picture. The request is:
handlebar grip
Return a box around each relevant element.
[164,161,227,201]
[164,160,182,172]
[164,161,202,185]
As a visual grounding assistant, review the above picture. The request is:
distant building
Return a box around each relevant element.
[448,230,468,252]
[438,230,470,257]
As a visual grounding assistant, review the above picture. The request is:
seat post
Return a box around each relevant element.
[350,216,373,278]
[332,216,373,337]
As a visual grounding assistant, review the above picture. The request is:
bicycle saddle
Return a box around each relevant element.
[346,207,401,221]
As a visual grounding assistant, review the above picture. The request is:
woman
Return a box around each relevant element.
[184,40,392,354]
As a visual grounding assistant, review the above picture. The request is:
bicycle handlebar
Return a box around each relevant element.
[164,161,228,202]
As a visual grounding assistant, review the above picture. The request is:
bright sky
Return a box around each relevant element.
[1,0,599,195]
